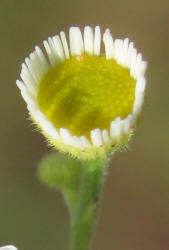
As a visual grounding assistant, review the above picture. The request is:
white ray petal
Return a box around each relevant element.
[43,39,53,66]
[135,76,146,93]
[133,92,144,114]
[126,41,134,68]
[90,128,103,146]
[114,39,124,64]
[35,46,50,74]
[52,35,65,62]
[103,28,114,59]
[94,26,101,55]
[80,136,91,148]
[135,53,147,78]
[140,61,147,76]
[29,51,45,82]
[43,39,57,67]
[72,136,83,149]
[119,119,126,134]
[130,48,137,78]
[16,80,36,107]
[20,63,38,97]
[45,36,65,66]
[25,56,39,83]
[60,128,82,148]
[102,129,109,143]
[60,128,73,145]
[123,115,132,133]
[122,38,129,67]
[60,31,70,59]
[110,117,122,138]
[33,110,59,140]
[110,121,116,138]
[113,117,122,137]
[69,27,84,56]
[84,26,94,55]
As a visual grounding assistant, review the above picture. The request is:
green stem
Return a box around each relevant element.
[70,156,108,250]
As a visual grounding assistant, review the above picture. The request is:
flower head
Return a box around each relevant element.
[16,26,147,159]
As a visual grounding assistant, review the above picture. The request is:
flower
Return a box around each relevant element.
[0,246,18,250]
[16,25,147,159]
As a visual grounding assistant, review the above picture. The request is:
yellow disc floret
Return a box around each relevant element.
[38,55,136,139]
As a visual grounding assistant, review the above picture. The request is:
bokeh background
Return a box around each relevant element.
[0,0,169,249]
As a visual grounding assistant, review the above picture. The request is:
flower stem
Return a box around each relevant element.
[70,156,108,250]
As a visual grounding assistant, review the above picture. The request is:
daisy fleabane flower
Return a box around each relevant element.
[16,25,147,159]
[0,246,18,250]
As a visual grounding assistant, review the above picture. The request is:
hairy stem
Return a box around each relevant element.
[70,156,108,250]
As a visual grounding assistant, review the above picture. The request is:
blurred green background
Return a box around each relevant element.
[0,0,169,249]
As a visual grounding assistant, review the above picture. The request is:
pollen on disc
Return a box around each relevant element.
[38,55,136,138]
